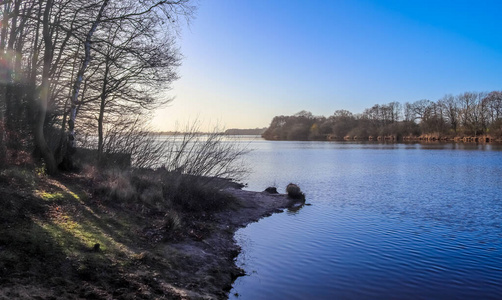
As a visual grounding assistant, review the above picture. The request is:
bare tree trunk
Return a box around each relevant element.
[0,2,9,49]
[54,97,68,164]
[35,0,57,175]
[0,0,8,162]
[4,0,22,151]
[97,59,109,163]
[0,88,5,167]
[55,43,80,165]
[65,0,109,168]
[1,1,10,163]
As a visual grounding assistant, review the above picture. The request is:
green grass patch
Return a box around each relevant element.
[38,191,65,201]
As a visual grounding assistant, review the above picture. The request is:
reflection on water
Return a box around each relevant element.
[229,140,502,300]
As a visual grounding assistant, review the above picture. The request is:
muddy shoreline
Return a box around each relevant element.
[166,188,297,299]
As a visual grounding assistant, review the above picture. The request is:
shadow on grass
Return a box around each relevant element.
[0,173,175,299]
[0,166,244,299]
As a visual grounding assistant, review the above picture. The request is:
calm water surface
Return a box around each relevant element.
[228,139,502,299]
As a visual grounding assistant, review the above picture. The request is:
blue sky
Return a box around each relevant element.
[152,0,502,131]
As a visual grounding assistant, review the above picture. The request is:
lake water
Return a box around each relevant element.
[227,138,502,299]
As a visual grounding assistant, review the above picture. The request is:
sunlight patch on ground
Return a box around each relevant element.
[36,191,65,201]
[33,183,138,260]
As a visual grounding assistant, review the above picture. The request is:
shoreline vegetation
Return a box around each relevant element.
[1,120,287,298]
[261,91,502,143]
[0,164,301,299]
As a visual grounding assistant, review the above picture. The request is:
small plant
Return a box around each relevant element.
[163,210,182,232]
[95,169,137,203]
[264,187,278,194]
[286,183,305,200]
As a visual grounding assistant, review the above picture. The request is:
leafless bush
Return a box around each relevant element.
[286,183,305,200]
[79,118,250,184]
[161,122,250,183]
[99,117,167,169]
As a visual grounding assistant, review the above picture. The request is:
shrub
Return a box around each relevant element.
[0,166,38,188]
[94,170,164,212]
[94,168,236,213]
[264,187,278,194]
[164,175,236,212]
[104,171,137,202]
[139,186,166,209]
[161,121,249,183]
[286,183,305,200]
[163,210,182,232]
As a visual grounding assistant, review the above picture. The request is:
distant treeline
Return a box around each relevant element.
[262,91,502,142]
[224,128,267,135]
[151,128,266,136]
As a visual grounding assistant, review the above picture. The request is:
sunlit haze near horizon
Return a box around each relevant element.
[152,0,502,131]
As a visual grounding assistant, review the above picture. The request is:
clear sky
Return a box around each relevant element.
[152,0,502,131]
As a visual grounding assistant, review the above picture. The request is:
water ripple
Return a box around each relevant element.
[231,142,502,299]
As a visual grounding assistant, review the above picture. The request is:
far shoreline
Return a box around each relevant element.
[261,135,502,144]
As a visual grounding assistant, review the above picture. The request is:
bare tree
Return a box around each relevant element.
[483,91,502,125]
[65,0,110,169]
[388,101,402,123]
[63,0,192,168]
[91,16,179,162]
[35,0,58,174]
[0,0,194,173]
[438,94,459,134]
[410,99,433,122]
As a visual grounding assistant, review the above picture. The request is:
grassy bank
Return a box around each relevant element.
[0,165,248,299]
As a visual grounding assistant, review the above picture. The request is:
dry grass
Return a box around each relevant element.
[0,164,243,299]
[93,167,237,215]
